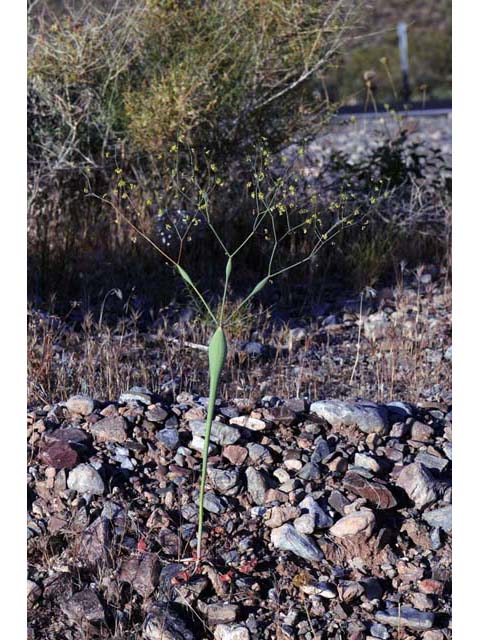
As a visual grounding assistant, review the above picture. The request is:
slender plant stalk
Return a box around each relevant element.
[196,325,227,565]
[92,142,364,566]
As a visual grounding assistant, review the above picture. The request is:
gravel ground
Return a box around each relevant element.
[309,113,451,164]
[27,383,451,639]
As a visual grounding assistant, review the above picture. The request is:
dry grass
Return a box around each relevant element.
[28,268,451,409]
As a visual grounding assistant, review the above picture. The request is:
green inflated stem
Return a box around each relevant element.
[196,325,228,562]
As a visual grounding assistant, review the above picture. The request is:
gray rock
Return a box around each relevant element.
[247,443,273,464]
[214,624,250,640]
[295,495,333,531]
[310,400,388,434]
[143,602,194,639]
[190,420,241,445]
[297,462,322,481]
[369,622,390,639]
[385,401,414,420]
[300,581,337,598]
[207,467,241,495]
[354,453,381,473]
[190,435,216,455]
[244,342,264,356]
[120,387,152,405]
[311,437,332,464]
[206,603,239,624]
[229,415,267,431]
[91,415,128,443]
[422,505,452,532]
[67,464,104,495]
[27,580,42,607]
[396,463,439,509]
[156,428,180,450]
[270,524,324,562]
[293,513,316,534]
[329,509,376,538]
[443,442,452,460]
[245,467,268,505]
[201,492,229,514]
[375,607,434,630]
[66,395,95,416]
[145,405,168,422]
[63,588,105,624]
[415,452,449,472]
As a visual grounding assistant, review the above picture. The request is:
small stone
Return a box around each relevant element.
[390,422,409,438]
[156,427,180,450]
[206,603,239,625]
[273,468,291,483]
[230,416,267,431]
[369,622,389,639]
[264,488,289,503]
[422,505,452,532]
[200,492,229,514]
[284,458,303,471]
[418,579,444,596]
[143,602,194,640]
[27,580,42,607]
[296,495,333,529]
[190,435,216,455]
[410,421,435,442]
[223,445,248,465]
[343,471,396,509]
[328,456,348,473]
[396,463,439,510]
[245,467,268,505]
[329,509,376,538]
[120,387,152,405]
[119,553,160,597]
[415,452,449,472]
[354,453,381,473]
[145,405,168,422]
[311,437,332,463]
[39,442,79,469]
[63,588,105,624]
[337,580,365,603]
[293,513,316,534]
[423,631,445,640]
[375,607,434,631]
[310,400,388,434]
[67,463,104,495]
[265,504,300,528]
[214,624,250,640]
[247,443,273,464]
[298,462,322,480]
[91,415,128,443]
[44,427,90,446]
[263,405,296,426]
[328,490,350,515]
[270,524,324,562]
[190,420,241,445]
[410,592,434,611]
[208,467,241,495]
[66,395,95,416]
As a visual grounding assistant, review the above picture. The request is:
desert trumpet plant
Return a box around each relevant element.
[90,142,363,564]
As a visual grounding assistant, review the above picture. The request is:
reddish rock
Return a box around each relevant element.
[343,471,397,509]
[119,552,160,597]
[418,579,444,595]
[222,445,248,466]
[39,441,79,469]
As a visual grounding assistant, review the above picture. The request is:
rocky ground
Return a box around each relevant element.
[27,384,452,639]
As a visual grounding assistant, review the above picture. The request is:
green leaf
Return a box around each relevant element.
[176,264,194,288]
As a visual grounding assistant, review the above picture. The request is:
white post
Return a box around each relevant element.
[397,21,411,104]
